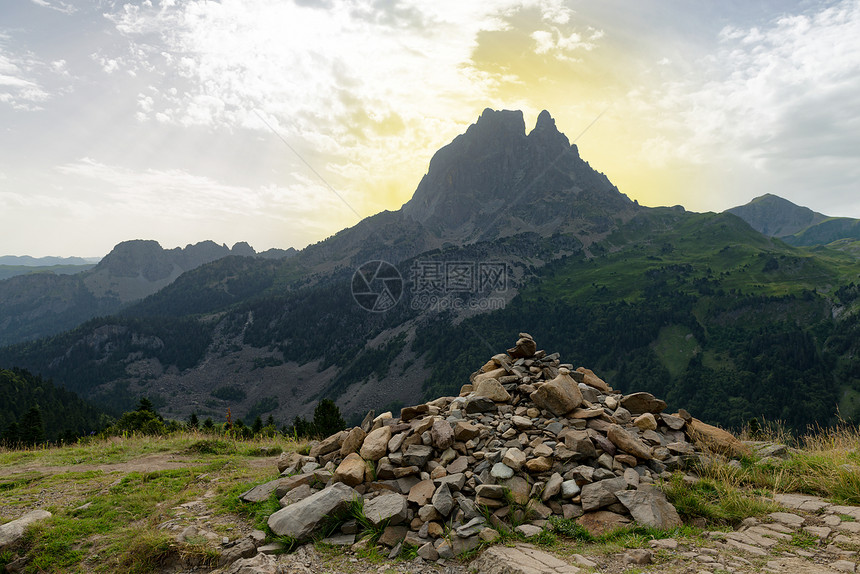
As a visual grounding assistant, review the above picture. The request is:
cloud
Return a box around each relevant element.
[631,0,860,204]
[28,0,76,14]
[0,41,50,109]
[55,157,352,224]
[100,0,604,209]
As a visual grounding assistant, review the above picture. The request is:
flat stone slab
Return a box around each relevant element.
[471,544,582,574]
[769,511,805,527]
[774,493,832,512]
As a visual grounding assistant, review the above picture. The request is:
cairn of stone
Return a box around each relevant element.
[244,333,749,560]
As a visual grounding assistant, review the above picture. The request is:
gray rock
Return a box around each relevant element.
[465,397,498,414]
[267,482,356,540]
[615,485,682,529]
[362,492,409,526]
[218,538,257,567]
[561,480,581,499]
[471,545,582,574]
[580,477,627,512]
[0,510,52,551]
[432,482,455,517]
[451,533,482,555]
[403,444,434,468]
[491,462,515,479]
[217,553,283,574]
[542,473,563,501]
[515,524,543,538]
[240,478,284,503]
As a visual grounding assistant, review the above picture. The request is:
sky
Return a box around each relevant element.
[1,0,859,257]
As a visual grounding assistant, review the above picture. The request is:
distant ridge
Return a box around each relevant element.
[725,193,828,237]
[0,239,292,346]
[0,255,101,266]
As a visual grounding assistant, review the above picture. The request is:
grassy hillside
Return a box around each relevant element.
[415,210,860,431]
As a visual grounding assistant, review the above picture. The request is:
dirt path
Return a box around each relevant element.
[4,452,274,477]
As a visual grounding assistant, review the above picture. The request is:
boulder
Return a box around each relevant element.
[0,510,52,551]
[239,478,284,503]
[333,453,366,487]
[268,482,356,539]
[309,430,345,458]
[620,392,667,415]
[339,426,367,456]
[576,367,611,392]
[473,379,512,402]
[577,510,631,536]
[363,492,409,526]
[607,424,653,460]
[453,421,481,441]
[580,477,627,512]
[686,417,751,458]
[430,419,455,450]
[615,485,682,530]
[529,371,582,416]
[360,426,392,461]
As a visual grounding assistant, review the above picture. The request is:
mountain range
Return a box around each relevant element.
[1,108,858,436]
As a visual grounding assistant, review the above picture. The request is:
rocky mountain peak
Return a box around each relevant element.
[401,108,636,240]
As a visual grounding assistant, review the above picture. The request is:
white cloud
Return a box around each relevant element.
[55,158,352,224]
[28,0,76,14]
[92,0,606,219]
[0,43,50,109]
[634,0,860,201]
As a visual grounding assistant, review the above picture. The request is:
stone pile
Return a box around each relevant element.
[246,333,750,560]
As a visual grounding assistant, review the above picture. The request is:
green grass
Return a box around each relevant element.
[714,422,860,505]
[0,431,305,573]
[652,324,700,377]
[661,472,781,525]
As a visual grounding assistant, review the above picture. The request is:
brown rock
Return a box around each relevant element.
[400,404,429,422]
[576,367,611,392]
[473,367,507,385]
[607,424,653,460]
[507,336,538,359]
[360,426,392,461]
[620,392,667,415]
[309,431,345,458]
[686,417,751,458]
[473,379,511,402]
[633,413,658,431]
[525,456,553,473]
[408,480,436,506]
[333,453,366,487]
[430,419,455,450]
[530,372,583,416]
[453,421,481,441]
[339,427,367,456]
[577,510,631,536]
[378,525,408,547]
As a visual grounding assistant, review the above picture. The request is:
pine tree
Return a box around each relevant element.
[188,412,199,429]
[137,397,155,413]
[1,421,20,446]
[252,416,263,434]
[19,407,44,445]
[312,399,345,438]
